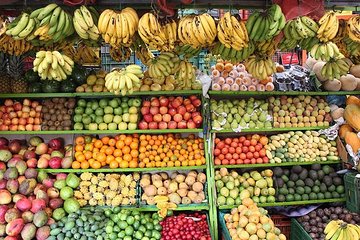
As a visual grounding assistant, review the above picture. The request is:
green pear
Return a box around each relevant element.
[238,107,245,116]
[240,119,247,127]
[260,103,268,111]
[251,114,258,121]
[265,121,272,129]
[231,120,238,129]
[243,113,251,122]
[239,100,246,108]
[257,121,265,129]
[234,113,242,123]
[226,101,234,108]
[249,121,256,129]
[223,122,230,129]
[246,108,253,115]
[230,108,238,114]
[227,113,233,123]
[213,120,221,129]
[259,112,267,122]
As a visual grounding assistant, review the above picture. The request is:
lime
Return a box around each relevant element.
[124,236,132,240]
[113,225,120,232]
[166,210,173,217]
[110,215,119,222]
[119,213,128,221]
[145,230,152,237]
[152,230,161,239]
[104,209,112,217]
[108,232,117,240]
[133,221,140,230]
[154,224,162,231]
[107,220,114,227]
[138,225,146,233]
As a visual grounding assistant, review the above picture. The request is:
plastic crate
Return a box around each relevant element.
[344,172,360,213]
[290,219,312,240]
[270,214,291,239]
[218,211,231,240]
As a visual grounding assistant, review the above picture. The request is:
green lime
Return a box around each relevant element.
[133,220,140,230]
[154,224,162,231]
[138,225,146,233]
[105,226,113,234]
[113,225,120,232]
[145,230,152,237]
[152,230,161,239]
[124,236,132,240]
[104,209,112,217]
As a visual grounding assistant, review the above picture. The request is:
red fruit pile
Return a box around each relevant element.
[214,135,269,165]
[138,95,202,130]
[160,213,211,240]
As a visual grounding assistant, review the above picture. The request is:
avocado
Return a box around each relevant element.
[299,169,308,180]
[317,170,325,180]
[296,186,305,195]
[308,170,318,180]
[312,186,320,193]
[324,192,332,199]
[296,179,305,187]
[279,187,289,195]
[302,194,309,201]
[287,181,295,188]
[304,186,312,194]
[309,192,318,200]
[332,192,340,198]
[286,194,294,202]
[320,183,327,193]
[305,178,314,187]
[276,178,285,188]
[314,180,321,186]
[281,175,289,182]
[333,177,343,186]
[294,194,302,201]
[328,185,336,192]
[336,185,345,194]
[292,165,303,174]
[311,164,321,171]
[323,176,333,187]
[274,167,283,177]
[290,174,299,182]
[322,165,332,174]
[288,188,295,194]
[283,169,290,176]
[317,193,325,199]
[278,194,286,202]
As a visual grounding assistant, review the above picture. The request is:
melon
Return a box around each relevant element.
[323,79,341,91]
[339,74,357,91]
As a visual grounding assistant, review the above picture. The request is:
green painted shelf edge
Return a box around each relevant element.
[218,198,346,209]
[209,91,360,96]
[0,90,202,98]
[0,129,204,135]
[41,165,206,173]
[137,203,209,211]
[211,126,327,134]
[214,160,341,169]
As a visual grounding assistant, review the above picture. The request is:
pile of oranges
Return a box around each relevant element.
[138,134,205,168]
[73,134,139,169]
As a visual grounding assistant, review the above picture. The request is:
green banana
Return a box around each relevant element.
[37,3,58,21]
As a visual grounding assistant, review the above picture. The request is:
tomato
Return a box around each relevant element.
[250,158,256,164]
[243,140,251,146]
[229,159,236,165]
[233,138,239,143]
[219,154,225,160]
[230,142,238,148]
[255,144,262,152]
[244,159,251,164]
[224,138,232,145]
[263,156,269,163]
[250,139,257,146]
[236,159,243,164]
[225,153,232,160]
[214,158,221,165]
[222,159,229,165]
[214,148,221,156]
[228,147,235,154]
[249,146,255,152]
[232,153,239,160]
[215,138,221,144]
[239,136,246,143]
[240,153,246,160]
[246,152,253,159]
[256,158,263,163]
[236,147,242,154]
[217,141,225,149]
[242,146,249,153]
[253,152,260,158]
[221,147,228,154]
[259,149,266,157]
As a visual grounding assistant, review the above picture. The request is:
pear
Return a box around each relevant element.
[227,113,233,123]
[230,108,238,114]
[231,120,238,129]
[249,121,256,129]
[259,112,267,122]
[234,113,242,123]
[251,114,258,121]
[243,113,251,122]
[238,107,245,116]
[239,119,247,128]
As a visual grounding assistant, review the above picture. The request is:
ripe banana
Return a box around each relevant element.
[324,220,360,240]
[73,6,100,41]
[105,64,143,95]
[317,11,339,42]
[245,55,276,80]
[347,15,360,43]
[0,34,33,56]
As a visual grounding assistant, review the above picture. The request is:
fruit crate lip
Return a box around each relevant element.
[41,165,207,173]
[137,203,209,211]
[217,198,346,209]
[0,90,202,98]
[213,160,341,169]
[211,126,327,134]
[0,129,204,135]
[208,90,360,96]
[290,218,312,240]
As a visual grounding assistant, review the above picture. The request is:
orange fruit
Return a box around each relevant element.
[108,138,116,147]
[75,145,84,152]
[94,140,103,149]
[106,155,115,164]
[116,140,125,149]
[113,149,122,157]
[96,152,106,162]
[109,160,119,169]
[124,136,133,146]
[84,143,94,151]
[122,146,131,154]
[76,154,86,162]
[129,160,138,168]
[123,154,132,162]
[139,162,145,168]
[84,151,92,160]
[92,161,101,169]
[130,150,139,158]
[101,136,110,145]
[119,161,129,168]
[105,147,114,155]
[75,136,85,145]
[80,161,90,169]
[72,161,81,169]
[130,142,138,150]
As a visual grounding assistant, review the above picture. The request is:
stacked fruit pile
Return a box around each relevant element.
[139,96,202,130]
[138,134,205,168]
[74,172,139,206]
[41,98,75,131]
[269,96,332,128]
[73,135,139,169]
[104,65,143,95]
[75,70,107,93]
[266,131,339,163]
[73,97,141,131]
[273,164,345,202]
[213,135,269,165]
[0,99,42,131]
[215,168,276,206]
[140,171,206,205]
[210,98,272,131]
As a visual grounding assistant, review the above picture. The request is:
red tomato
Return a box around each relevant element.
[250,158,256,164]
[246,152,253,159]
[229,147,235,154]
[217,141,225,149]
[230,142,238,148]
[214,158,221,165]
[242,146,249,153]
[225,138,232,145]
[240,153,246,160]
[249,146,255,152]
[236,147,242,154]
[244,140,251,146]
[221,148,228,154]
[225,153,232,160]
[214,149,221,156]
[259,149,266,157]
[244,159,251,164]
[222,159,229,165]
[215,138,221,144]
[255,144,262,152]
[263,156,269,163]
[232,153,239,160]
[229,159,236,165]
[238,143,243,148]
[233,138,239,143]
[236,159,243,164]
[250,139,257,146]
[239,136,246,143]
[256,158,263,164]
[253,152,260,158]
[219,154,225,160]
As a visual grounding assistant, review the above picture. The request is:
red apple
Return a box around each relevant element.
[187,120,196,129]
[26,158,37,168]
[185,104,195,112]
[34,118,40,125]
[18,118,26,126]
[143,100,151,107]
[162,114,171,122]
[6,106,14,113]
[192,112,201,118]
[172,99,181,108]
[192,98,202,108]
[183,112,192,121]
[168,108,177,117]
[0,106,6,112]
[141,106,150,115]
[13,102,22,111]
[143,114,153,123]
[31,101,39,108]
[159,97,169,106]
[9,125,18,131]
[177,106,186,115]
[158,122,168,129]
[0,125,8,131]
[37,158,49,169]
[138,121,148,130]
[193,115,203,125]
[23,99,31,106]
[9,112,17,119]
[29,110,36,118]
[189,95,198,101]
[150,98,160,107]
[33,125,41,131]
[4,99,13,106]
[22,112,29,118]
[148,122,158,129]
[183,99,191,105]
[174,114,183,123]
[35,105,42,113]
[175,96,183,104]
[153,114,162,122]
[16,111,22,118]
[178,121,187,129]
[24,150,36,160]
[159,106,168,115]
[168,121,177,129]
[150,106,159,115]
[11,118,19,125]
[25,124,33,131]
[4,119,11,126]
[27,118,34,124]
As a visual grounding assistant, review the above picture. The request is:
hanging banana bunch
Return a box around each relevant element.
[317,11,339,42]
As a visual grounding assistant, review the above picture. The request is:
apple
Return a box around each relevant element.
[33,125,41,131]
[29,110,36,117]
[128,123,137,130]
[9,112,17,119]
[174,114,183,123]
[172,99,181,108]
[35,105,42,112]
[18,125,25,131]
[159,106,168,115]
[9,125,18,131]
[149,122,158,129]
[25,123,33,131]
[141,106,150,115]
[4,99,13,106]
[138,121,148,130]
[19,118,27,125]
[159,97,169,106]
[31,101,39,108]
[150,98,160,107]
[192,112,201,118]
[11,118,19,125]
[7,106,14,113]
[37,158,49,169]
[0,125,8,131]
[23,99,31,106]
[192,98,202,108]
[27,118,34,124]
[177,106,186,115]
[185,104,195,112]
[178,121,187,129]
[163,114,171,122]
[143,114,153,123]
[108,123,117,131]
[183,112,192,121]
[129,114,138,123]
[122,113,130,122]
[113,116,122,124]
[88,123,98,131]
[168,108,177,117]
[193,115,203,125]
[24,150,36,160]
[26,158,37,168]
[22,106,30,113]
[150,106,159,115]
[13,102,22,111]
[98,123,108,130]
[129,107,138,114]
[187,120,196,129]
[153,114,162,122]
[118,122,128,130]
[168,121,177,129]
[103,114,114,123]
[159,122,168,129]
[183,99,191,106]
[143,100,151,107]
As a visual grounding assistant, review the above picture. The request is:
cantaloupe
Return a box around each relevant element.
[304,58,317,71]
[340,74,357,91]
[323,79,341,91]
[350,64,360,78]
[355,77,360,90]
[313,62,327,82]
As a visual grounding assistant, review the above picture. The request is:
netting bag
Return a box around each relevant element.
[273,0,325,20]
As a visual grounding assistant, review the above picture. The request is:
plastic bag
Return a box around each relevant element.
[273,0,325,20]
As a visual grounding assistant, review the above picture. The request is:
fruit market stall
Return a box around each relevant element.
[0,0,360,240]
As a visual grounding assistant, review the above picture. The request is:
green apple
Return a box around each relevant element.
[82,116,92,125]
[114,107,123,115]
[85,107,93,115]
[89,123,98,130]
[75,107,84,115]
[128,123,137,130]
[122,97,129,103]
[84,124,89,130]
[89,114,96,122]
[132,98,141,107]
[122,113,130,122]
[128,99,134,106]
[91,101,99,110]
[73,114,82,123]
[118,122,127,130]
[113,115,122,124]
[104,106,113,114]
[122,107,129,114]
[99,99,109,108]
[103,114,114,123]
[86,102,92,108]
[73,123,83,130]
[129,114,138,123]
[121,102,129,108]
[95,116,103,124]
[95,108,104,116]
[129,107,138,114]
[108,123,117,130]
[109,99,119,108]
[98,123,108,130]
[77,99,86,107]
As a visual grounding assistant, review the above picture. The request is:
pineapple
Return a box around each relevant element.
[9,55,27,93]
[0,52,11,93]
